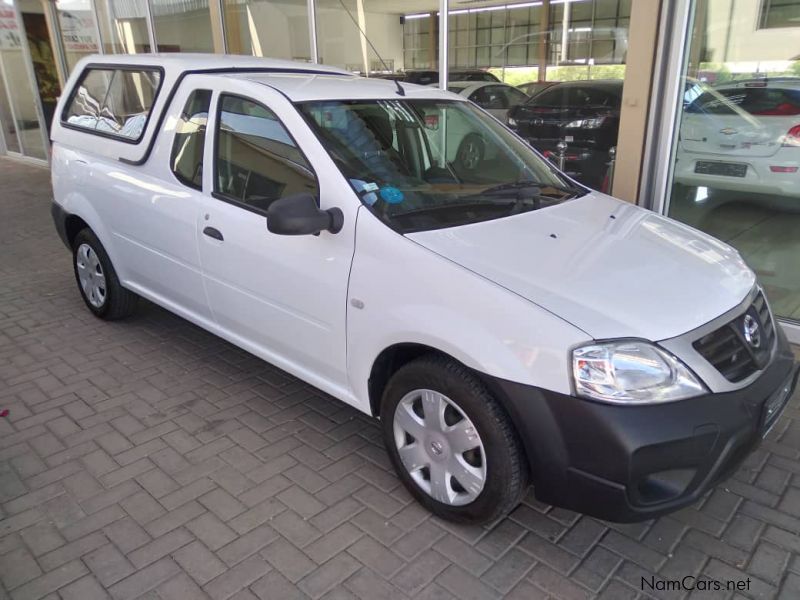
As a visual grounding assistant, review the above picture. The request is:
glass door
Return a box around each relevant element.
[20,0,61,138]
[0,0,49,159]
[664,0,800,323]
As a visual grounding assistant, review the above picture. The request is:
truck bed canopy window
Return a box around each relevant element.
[62,66,163,143]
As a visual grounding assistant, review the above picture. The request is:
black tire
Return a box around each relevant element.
[381,354,528,524]
[454,134,485,172]
[72,228,137,320]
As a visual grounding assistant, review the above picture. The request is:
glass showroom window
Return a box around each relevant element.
[316,0,439,76]
[399,0,631,192]
[151,0,213,52]
[0,0,49,159]
[55,0,101,72]
[664,0,800,321]
[95,0,151,53]
[223,0,310,60]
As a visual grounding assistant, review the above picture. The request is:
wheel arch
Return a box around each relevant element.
[64,214,90,249]
[370,343,538,498]
[368,343,450,418]
[56,194,124,280]
[367,342,517,424]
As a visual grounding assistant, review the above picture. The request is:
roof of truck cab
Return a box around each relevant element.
[75,53,354,76]
[230,72,458,102]
[72,53,460,103]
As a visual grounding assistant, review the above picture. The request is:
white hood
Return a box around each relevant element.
[407,193,755,341]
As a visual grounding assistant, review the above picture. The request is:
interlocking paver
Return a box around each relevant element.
[83,543,135,587]
[0,547,43,591]
[261,537,317,583]
[174,540,228,585]
[1,158,799,600]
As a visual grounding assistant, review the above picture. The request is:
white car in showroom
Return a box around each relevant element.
[674,78,800,198]
[51,55,797,524]
[443,81,529,122]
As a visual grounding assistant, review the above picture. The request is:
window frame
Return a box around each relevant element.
[758,0,800,30]
[211,92,320,217]
[170,88,213,192]
[60,63,165,145]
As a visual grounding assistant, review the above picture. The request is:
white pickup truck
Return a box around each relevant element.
[50,54,798,524]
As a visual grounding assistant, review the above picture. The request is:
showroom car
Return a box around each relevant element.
[443,81,529,122]
[506,79,622,189]
[375,68,500,86]
[517,80,557,98]
[674,78,800,198]
[51,54,797,524]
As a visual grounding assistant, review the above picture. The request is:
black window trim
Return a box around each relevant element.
[211,92,320,218]
[60,63,166,145]
[170,87,213,192]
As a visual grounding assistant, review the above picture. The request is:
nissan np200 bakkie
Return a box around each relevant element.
[50,54,799,524]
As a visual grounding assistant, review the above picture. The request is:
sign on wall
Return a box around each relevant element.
[57,10,98,53]
[0,7,22,50]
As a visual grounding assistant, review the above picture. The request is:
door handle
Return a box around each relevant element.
[203,226,224,241]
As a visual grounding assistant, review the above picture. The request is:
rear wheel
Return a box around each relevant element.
[381,355,527,523]
[73,228,137,320]
[455,134,485,172]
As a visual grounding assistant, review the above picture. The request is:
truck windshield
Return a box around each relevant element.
[296,99,585,233]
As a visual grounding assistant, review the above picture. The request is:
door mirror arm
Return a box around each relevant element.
[266,193,343,236]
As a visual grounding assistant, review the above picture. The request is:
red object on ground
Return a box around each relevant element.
[0,409,8,418]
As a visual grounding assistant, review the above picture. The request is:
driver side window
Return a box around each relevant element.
[215,94,319,213]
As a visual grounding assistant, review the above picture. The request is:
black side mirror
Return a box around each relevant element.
[266,193,344,236]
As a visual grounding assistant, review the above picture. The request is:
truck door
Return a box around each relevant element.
[87,76,214,326]
[194,81,357,401]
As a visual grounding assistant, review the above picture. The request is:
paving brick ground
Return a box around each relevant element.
[1,157,800,600]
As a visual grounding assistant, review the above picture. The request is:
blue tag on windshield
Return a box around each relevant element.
[380,186,404,204]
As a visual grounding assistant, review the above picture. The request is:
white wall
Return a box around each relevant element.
[316,7,404,72]
[704,0,800,66]
[246,1,311,60]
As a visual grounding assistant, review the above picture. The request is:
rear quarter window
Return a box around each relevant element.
[62,66,163,142]
[686,87,800,116]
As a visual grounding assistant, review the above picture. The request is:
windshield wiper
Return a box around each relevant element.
[469,181,582,199]
[392,199,518,219]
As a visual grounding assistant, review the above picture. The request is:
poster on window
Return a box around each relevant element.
[0,7,22,50]
[58,10,98,53]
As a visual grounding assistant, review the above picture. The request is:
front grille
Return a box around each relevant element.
[693,291,775,382]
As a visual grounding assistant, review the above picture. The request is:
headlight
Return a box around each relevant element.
[507,116,518,128]
[565,117,606,129]
[572,341,706,404]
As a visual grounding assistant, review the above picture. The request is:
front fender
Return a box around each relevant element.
[347,209,591,411]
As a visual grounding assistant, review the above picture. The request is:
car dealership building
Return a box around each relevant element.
[1,0,799,339]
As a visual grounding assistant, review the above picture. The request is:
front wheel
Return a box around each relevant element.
[381,355,528,524]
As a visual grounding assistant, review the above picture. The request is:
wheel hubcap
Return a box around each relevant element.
[76,243,107,308]
[393,389,487,506]
[461,142,480,169]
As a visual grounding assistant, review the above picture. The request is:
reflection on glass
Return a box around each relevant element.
[0,60,21,153]
[55,0,100,72]
[151,0,213,52]
[316,0,439,74]
[298,98,583,234]
[223,0,310,60]
[95,0,151,53]
[399,0,631,191]
[667,0,800,321]
[65,67,161,140]
[21,0,61,137]
[0,0,46,159]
